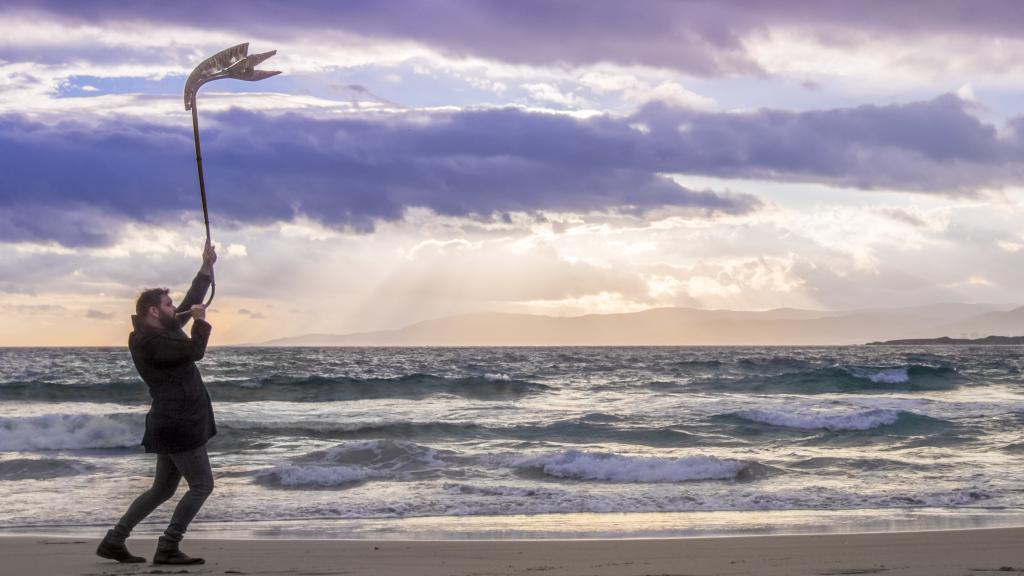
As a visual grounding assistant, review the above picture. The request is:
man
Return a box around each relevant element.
[96,242,218,565]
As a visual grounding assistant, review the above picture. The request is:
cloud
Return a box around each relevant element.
[871,207,928,228]
[7,185,1024,344]
[1,303,66,314]
[577,73,715,111]
[238,308,266,319]
[6,92,1024,249]
[9,1,1024,79]
[631,94,1023,191]
[0,105,759,247]
[0,204,130,248]
[384,241,649,303]
[1,1,755,76]
[85,308,115,319]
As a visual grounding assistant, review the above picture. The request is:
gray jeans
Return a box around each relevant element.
[110,444,214,544]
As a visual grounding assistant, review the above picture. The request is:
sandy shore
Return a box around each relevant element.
[3,527,1024,576]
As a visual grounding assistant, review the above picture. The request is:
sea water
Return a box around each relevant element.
[2,346,1024,539]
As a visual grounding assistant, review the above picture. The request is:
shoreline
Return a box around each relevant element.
[6,526,1024,575]
[8,507,1024,541]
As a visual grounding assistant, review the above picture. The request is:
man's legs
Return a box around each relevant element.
[111,454,182,539]
[98,453,180,563]
[154,444,213,564]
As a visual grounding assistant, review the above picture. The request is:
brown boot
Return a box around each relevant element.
[153,537,205,565]
[95,530,145,564]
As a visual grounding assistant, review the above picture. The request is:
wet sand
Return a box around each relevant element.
[4,527,1024,575]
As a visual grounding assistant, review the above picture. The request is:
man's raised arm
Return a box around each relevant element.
[175,242,217,318]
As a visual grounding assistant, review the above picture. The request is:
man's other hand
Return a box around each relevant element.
[191,304,207,322]
[200,240,217,274]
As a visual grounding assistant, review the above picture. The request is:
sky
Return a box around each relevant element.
[3,0,1024,345]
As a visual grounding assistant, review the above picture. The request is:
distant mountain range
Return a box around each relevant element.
[867,335,1024,345]
[259,303,1024,346]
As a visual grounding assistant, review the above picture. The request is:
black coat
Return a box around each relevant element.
[128,272,216,454]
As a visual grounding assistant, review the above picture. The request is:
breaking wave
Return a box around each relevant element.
[511,449,749,483]
[255,464,373,488]
[720,407,952,436]
[0,413,142,451]
[730,408,903,431]
[254,439,451,488]
[690,364,961,394]
[841,366,911,384]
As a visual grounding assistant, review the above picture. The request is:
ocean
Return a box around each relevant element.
[2,346,1024,539]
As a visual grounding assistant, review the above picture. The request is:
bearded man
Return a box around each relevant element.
[96,242,218,565]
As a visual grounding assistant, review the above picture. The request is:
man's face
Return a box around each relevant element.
[151,294,177,328]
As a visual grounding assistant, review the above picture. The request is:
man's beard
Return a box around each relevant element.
[158,310,179,330]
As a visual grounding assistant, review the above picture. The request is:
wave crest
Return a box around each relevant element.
[254,439,451,489]
[511,449,748,483]
[256,464,374,488]
[690,364,961,394]
[731,408,903,431]
[0,413,142,451]
[842,367,910,384]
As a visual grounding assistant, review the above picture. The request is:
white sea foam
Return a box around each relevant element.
[732,408,901,431]
[309,439,450,472]
[512,450,747,483]
[483,373,511,381]
[257,464,374,487]
[843,366,910,384]
[257,440,450,488]
[0,413,142,451]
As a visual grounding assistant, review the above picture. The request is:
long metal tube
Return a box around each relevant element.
[182,43,278,314]
[190,98,216,307]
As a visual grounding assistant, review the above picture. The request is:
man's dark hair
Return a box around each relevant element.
[136,288,170,317]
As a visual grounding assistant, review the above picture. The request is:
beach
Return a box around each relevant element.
[5,527,1024,576]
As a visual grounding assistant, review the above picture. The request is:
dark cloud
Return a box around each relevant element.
[7,1,1024,75]
[0,105,759,246]
[0,205,128,248]
[0,112,194,246]
[85,309,115,320]
[629,94,1024,191]
[5,94,1022,247]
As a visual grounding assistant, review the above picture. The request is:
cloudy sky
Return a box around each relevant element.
[4,0,1024,345]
